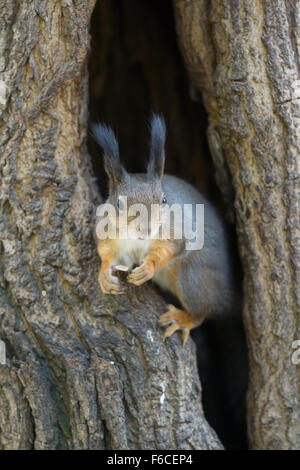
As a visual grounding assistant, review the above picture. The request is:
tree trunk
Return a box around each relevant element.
[174,0,300,450]
[0,0,222,450]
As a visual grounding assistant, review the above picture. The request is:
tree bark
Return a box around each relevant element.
[174,0,300,450]
[0,0,222,450]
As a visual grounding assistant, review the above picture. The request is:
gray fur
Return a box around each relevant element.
[152,175,238,321]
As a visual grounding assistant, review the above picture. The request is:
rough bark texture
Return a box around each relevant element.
[0,0,222,450]
[174,0,300,450]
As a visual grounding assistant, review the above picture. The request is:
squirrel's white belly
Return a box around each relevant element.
[153,265,173,292]
[118,238,151,269]
[118,238,174,293]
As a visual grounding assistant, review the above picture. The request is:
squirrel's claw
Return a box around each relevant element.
[159,305,195,346]
[127,261,154,286]
[98,270,124,295]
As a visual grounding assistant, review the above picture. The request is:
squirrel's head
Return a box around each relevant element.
[93,115,167,239]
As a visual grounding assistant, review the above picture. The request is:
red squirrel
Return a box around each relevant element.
[93,115,238,345]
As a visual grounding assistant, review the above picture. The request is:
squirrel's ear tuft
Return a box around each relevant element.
[147,114,166,180]
[92,123,128,187]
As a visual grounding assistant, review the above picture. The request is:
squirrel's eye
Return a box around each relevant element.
[117,199,121,209]
[162,196,167,204]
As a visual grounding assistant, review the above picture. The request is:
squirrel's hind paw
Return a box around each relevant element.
[159,305,196,346]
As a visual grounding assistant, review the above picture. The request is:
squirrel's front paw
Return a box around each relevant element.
[98,269,124,295]
[127,261,154,286]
